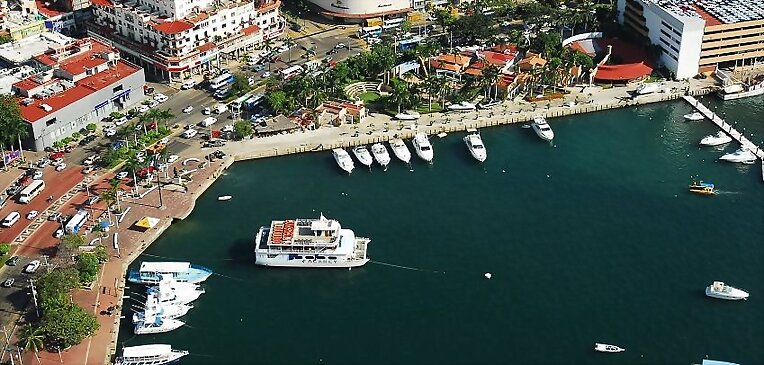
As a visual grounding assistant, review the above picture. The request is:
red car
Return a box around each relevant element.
[49,152,65,160]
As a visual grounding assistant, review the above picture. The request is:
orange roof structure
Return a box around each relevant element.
[152,21,193,35]
[517,53,547,71]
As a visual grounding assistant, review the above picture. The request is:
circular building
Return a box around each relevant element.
[306,0,412,23]
[569,37,653,83]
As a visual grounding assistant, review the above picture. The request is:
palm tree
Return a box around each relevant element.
[123,156,143,194]
[18,324,43,364]
[155,108,174,130]
[284,37,296,62]
[482,64,502,101]
[262,38,275,72]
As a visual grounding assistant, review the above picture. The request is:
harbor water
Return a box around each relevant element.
[118,97,764,365]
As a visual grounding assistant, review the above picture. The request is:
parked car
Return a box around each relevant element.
[24,260,40,274]
[82,166,94,174]
[138,105,150,113]
[183,105,194,113]
[182,129,198,139]
[2,278,14,288]
[105,128,117,137]
[6,185,21,197]
[26,210,38,220]
[83,155,98,165]
[114,117,128,126]
[148,100,160,108]
[55,163,66,171]
[154,93,168,103]
[116,171,129,180]
[181,80,196,89]
[36,158,50,168]
[335,42,347,49]
[167,155,179,163]
[6,256,20,266]
[33,170,43,179]
[86,196,100,206]
[200,117,217,127]
[261,72,271,79]
[202,107,211,115]
[54,228,64,239]
[48,212,62,222]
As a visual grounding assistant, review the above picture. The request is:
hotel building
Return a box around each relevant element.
[88,0,283,82]
[618,0,764,79]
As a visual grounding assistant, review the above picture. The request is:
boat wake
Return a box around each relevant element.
[370,260,445,274]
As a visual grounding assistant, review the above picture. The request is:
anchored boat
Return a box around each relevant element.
[594,343,625,353]
[332,148,354,174]
[128,262,213,285]
[463,131,487,162]
[683,112,705,121]
[689,181,716,195]
[412,133,434,163]
[719,147,756,164]
[389,138,411,164]
[531,116,554,141]
[371,143,391,168]
[699,131,732,146]
[705,281,749,300]
[115,344,188,365]
[352,145,374,167]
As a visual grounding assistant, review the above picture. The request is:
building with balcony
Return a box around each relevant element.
[305,0,411,22]
[9,37,145,151]
[88,0,283,82]
[617,0,764,79]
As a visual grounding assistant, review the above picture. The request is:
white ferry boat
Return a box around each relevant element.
[115,344,188,365]
[352,145,373,167]
[128,262,213,285]
[705,281,749,300]
[132,293,193,324]
[371,143,391,168]
[463,132,487,162]
[699,131,732,146]
[332,148,354,174]
[254,214,371,268]
[531,116,554,141]
[412,133,434,163]
[389,139,411,164]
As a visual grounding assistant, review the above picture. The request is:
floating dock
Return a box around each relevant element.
[683,95,764,182]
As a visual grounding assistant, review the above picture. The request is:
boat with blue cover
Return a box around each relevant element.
[128,262,213,285]
[689,181,716,195]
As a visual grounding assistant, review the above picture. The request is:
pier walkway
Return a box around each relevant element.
[682,95,764,182]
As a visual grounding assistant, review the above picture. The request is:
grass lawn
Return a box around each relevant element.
[415,102,444,114]
[358,92,381,103]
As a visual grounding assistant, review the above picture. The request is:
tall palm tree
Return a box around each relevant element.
[284,37,296,62]
[263,38,275,72]
[108,178,123,212]
[123,156,143,194]
[482,64,502,101]
[18,324,43,363]
[155,109,174,130]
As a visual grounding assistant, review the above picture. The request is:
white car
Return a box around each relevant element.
[148,100,160,108]
[83,155,98,165]
[222,124,234,133]
[24,260,40,274]
[202,107,211,115]
[116,171,129,179]
[335,43,346,49]
[32,170,43,179]
[105,128,116,137]
[26,210,38,219]
[200,117,217,127]
[114,117,128,126]
[182,129,198,138]
[183,105,193,113]
[54,228,64,239]
[153,93,168,102]
[138,105,150,113]
[55,163,66,171]
[261,72,271,79]
[181,80,196,90]
[167,154,179,163]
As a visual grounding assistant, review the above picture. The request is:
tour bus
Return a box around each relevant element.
[358,26,382,39]
[209,72,234,91]
[65,209,89,234]
[18,179,45,204]
[279,65,304,80]
[382,17,405,31]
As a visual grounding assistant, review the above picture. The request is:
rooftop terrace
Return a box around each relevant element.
[653,0,764,24]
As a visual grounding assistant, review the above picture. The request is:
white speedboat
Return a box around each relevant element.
[635,83,660,95]
[148,276,205,305]
[371,143,391,168]
[217,195,232,201]
[463,132,487,162]
[128,262,212,285]
[395,110,420,120]
[134,316,184,335]
[705,281,749,300]
[447,101,476,111]
[332,148,354,174]
[352,145,373,167]
[115,344,189,365]
[594,343,625,353]
[719,147,756,164]
[699,131,732,146]
[531,115,554,141]
[683,112,705,121]
[132,302,193,323]
[253,214,371,268]
[412,133,434,163]
[478,99,500,109]
[389,138,411,164]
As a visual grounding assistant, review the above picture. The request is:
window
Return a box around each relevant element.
[112,85,123,93]
[45,118,56,126]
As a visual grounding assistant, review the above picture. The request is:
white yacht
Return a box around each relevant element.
[705,281,749,300]
[389,138,411,164]
[683,112,705,121]
[531,116,554,141]
[718,79,764,101]
[635,83,660,95]
[115,344,188,365]
[594,343,625,353]
[254,214,371,268]
[719,147,757,164]
[134,316,184,335]
[352,145,374,167]
[149,276,205,305]
[463,132,487,162]
[132,293,193,324]
[332,148,355,174]
[128,262,212,285]
[447,101,476,111]
[395,110,421,120]
[412,133,434,163]
[371,143,391,168]
[699,131,732,146]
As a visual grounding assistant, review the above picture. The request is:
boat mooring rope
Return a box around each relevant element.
[370,260,445,274]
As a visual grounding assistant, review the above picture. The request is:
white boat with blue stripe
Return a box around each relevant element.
[128,262,213,285]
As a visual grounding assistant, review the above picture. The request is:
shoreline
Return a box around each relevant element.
[103,80,719,362]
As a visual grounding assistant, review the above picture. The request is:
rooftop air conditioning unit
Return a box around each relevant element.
[21,98,34,106]
[40,103,53,112]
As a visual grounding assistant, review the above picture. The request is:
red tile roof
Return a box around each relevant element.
[186,12,209,24]
[595,62,653,81]
[90,0,113,7]
[196,42,217,53]
[13,77,43,92]
[34,0,65,17]
[479,50,516,66]
[152,21,193,35]
[693,4,722,26]
[59,57,108,75]
[241,24,261,36]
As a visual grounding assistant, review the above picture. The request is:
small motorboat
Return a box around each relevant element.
[437,132,448,138]
[719,147,756,164]
[478,99,500,109]
[218,195,232,201]
[705,281,749,300]
[689,181,715,195]
[699,131,732,146]
[352,145,374,167]
[531,115,554,141]
[371,143,391,168]
[683,112,705,121]
[594,343,625,353]
[634,82,660,95]
[412,133,434,163]
[463,132,487,162]
[395,111,421,120]
[332,148,354,174]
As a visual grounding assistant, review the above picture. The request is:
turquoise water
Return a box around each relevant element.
[118,99,764,365]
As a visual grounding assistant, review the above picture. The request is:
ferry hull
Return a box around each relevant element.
[718,87,764,101]
[255,254,370,268]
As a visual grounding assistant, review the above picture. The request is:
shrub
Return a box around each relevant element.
[86,123,97,132]
[61,137,73,144]
[75,253,100,284]
[71,132,81,140]
[0,243,10,255]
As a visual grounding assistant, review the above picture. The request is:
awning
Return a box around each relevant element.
[135,216,160,229]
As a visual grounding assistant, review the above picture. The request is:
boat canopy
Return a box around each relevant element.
[702,360,740,365]
[123,344,172,358]
[140,262,191,273]
[311,214,339,232]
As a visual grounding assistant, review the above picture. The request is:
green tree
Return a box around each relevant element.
[230,72,252,98]
[233,120,253,140]
[41,304,99,349]
[94,245,108,263]
[0,34,12,44]
[0,94,30,163]
[75,253,100,284]
[0,242,10,255]
[481,64,502,100]
[266,90,289,114]
[17,324,44,361]
[36,267,80,314]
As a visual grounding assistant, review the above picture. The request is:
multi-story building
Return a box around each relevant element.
[305,0,412,22]
[88,0,283,82]
[617,0,764,79]
[9,37,146,151]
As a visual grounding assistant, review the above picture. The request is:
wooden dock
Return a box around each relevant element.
[682,95,764,182]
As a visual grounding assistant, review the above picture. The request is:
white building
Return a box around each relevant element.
[617,0,764,79]
[305,0,411,22]
[88,0,284,82]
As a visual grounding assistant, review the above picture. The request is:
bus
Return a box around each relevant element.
[383,17,405,28]
[18,179,45,204]
[358,26,382,39]
[209,72,234,90]
[279,65,304,80]
[65,209,89,234]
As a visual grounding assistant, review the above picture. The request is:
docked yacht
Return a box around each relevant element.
[447,101,476,111]
[594,343,625,353]
[412,133,434,163]
[128,262,213,285]
[332,148,355,174]
[371,143,391,168]
[395,110,421,120]
[705,281,749,300]
[463,132,487,162]
[352,145,374,167]
[389,138,411,164]
[134,315,184,335]
[683,112,705,121]
[634,83,660,95]
[717,79,764,101]
[253,214,371,268]
[719,147,757,164]
[115,344,188,365]
[148,276,205,305]
[700,131,732,146]
[531,116,554,141]
[132,302,192,324]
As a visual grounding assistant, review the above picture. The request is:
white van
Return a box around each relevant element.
[200,117,217,127]
[214,104,227,114]
[181,80,196,90]
[1,211,21,227]
[182,129,198,139]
